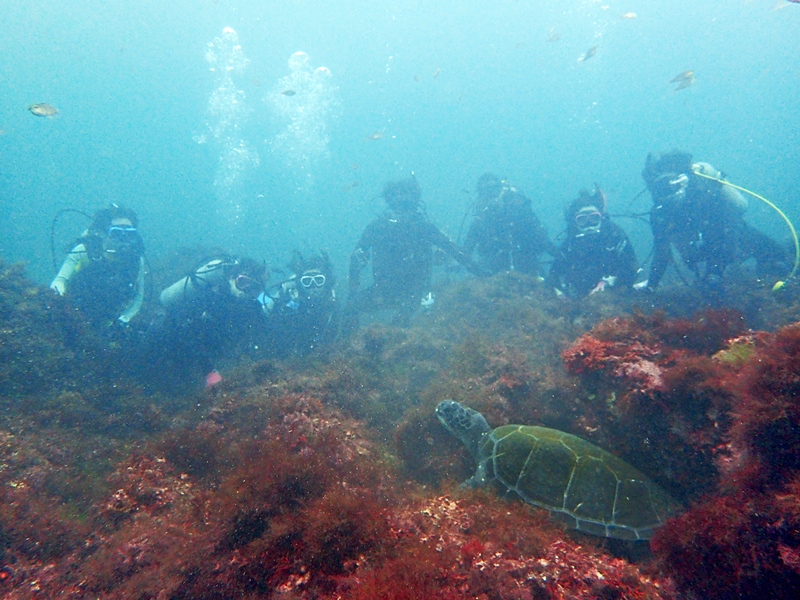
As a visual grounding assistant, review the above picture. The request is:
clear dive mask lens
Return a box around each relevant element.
[574,210,602,230]
[107,226,138,242]
[300,274,326,288]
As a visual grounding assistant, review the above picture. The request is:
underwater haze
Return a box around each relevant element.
[1,0,798,283]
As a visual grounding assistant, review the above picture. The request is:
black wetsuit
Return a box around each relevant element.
[648,181,786,288]
[464,190,555,276]
[68,242,143,325]
[548,220,638,298]
[143,270,262,390]
[265,281,339,357]
[348,210,478,324]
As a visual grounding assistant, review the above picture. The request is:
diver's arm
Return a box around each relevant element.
[118,256,146,324]
[430,225,486,276]
[160,276,193,307]
[50,244,88,295]
[647,237,671,289]
[160,259,229,307]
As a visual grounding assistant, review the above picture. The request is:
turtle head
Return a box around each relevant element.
[436,400,491,460]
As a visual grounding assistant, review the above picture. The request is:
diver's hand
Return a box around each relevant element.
[51,278,67,296]
[590,276,617,295]
[590,280,606,295]
[633,280,652,292]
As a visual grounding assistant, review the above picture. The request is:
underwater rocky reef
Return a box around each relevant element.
[2,259,800,598]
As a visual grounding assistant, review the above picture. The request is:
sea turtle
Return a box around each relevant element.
[435,400,681,541]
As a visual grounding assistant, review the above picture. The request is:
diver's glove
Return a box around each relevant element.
[633,280,654,293]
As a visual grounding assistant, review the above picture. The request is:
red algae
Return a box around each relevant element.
[558,310,750,501]
[332,494,675,600]
[651,322,800,598]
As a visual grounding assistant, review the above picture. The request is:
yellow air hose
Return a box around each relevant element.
[692,167,799,292]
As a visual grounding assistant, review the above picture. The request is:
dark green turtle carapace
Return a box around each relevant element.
[435,400,680,541]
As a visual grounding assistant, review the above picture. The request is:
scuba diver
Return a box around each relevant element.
[548,187,638,298]
[261,250,339,357]
[51,205,146,328]
[346,176,483,330]
[463,173,556,277]
[636,150,788,295]
[142,255,268,390]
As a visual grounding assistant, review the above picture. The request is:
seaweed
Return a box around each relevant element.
[5,258,800,598]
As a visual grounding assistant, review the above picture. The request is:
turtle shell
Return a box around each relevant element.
[478,425,680,540]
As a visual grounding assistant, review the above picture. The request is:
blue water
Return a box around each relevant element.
[1,0,798,285]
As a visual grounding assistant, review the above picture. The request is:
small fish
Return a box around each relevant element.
[341,181,360,192]
[433,67,441,79]
[670,70,694,83]
[281,89,296,97]
[28,103,59,118]
[546,27,561,42]
[670,70,696,90]
[621,12,637,19]
[578,45,599,62]
[674,76,695,91]
[366,132,384,141]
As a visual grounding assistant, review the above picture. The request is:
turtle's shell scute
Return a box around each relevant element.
[480,425,679,541]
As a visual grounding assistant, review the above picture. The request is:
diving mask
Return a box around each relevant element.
[107,225,138,242]
[234,274,263,296]
[300,273,326,288]
[574,206,603,235]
